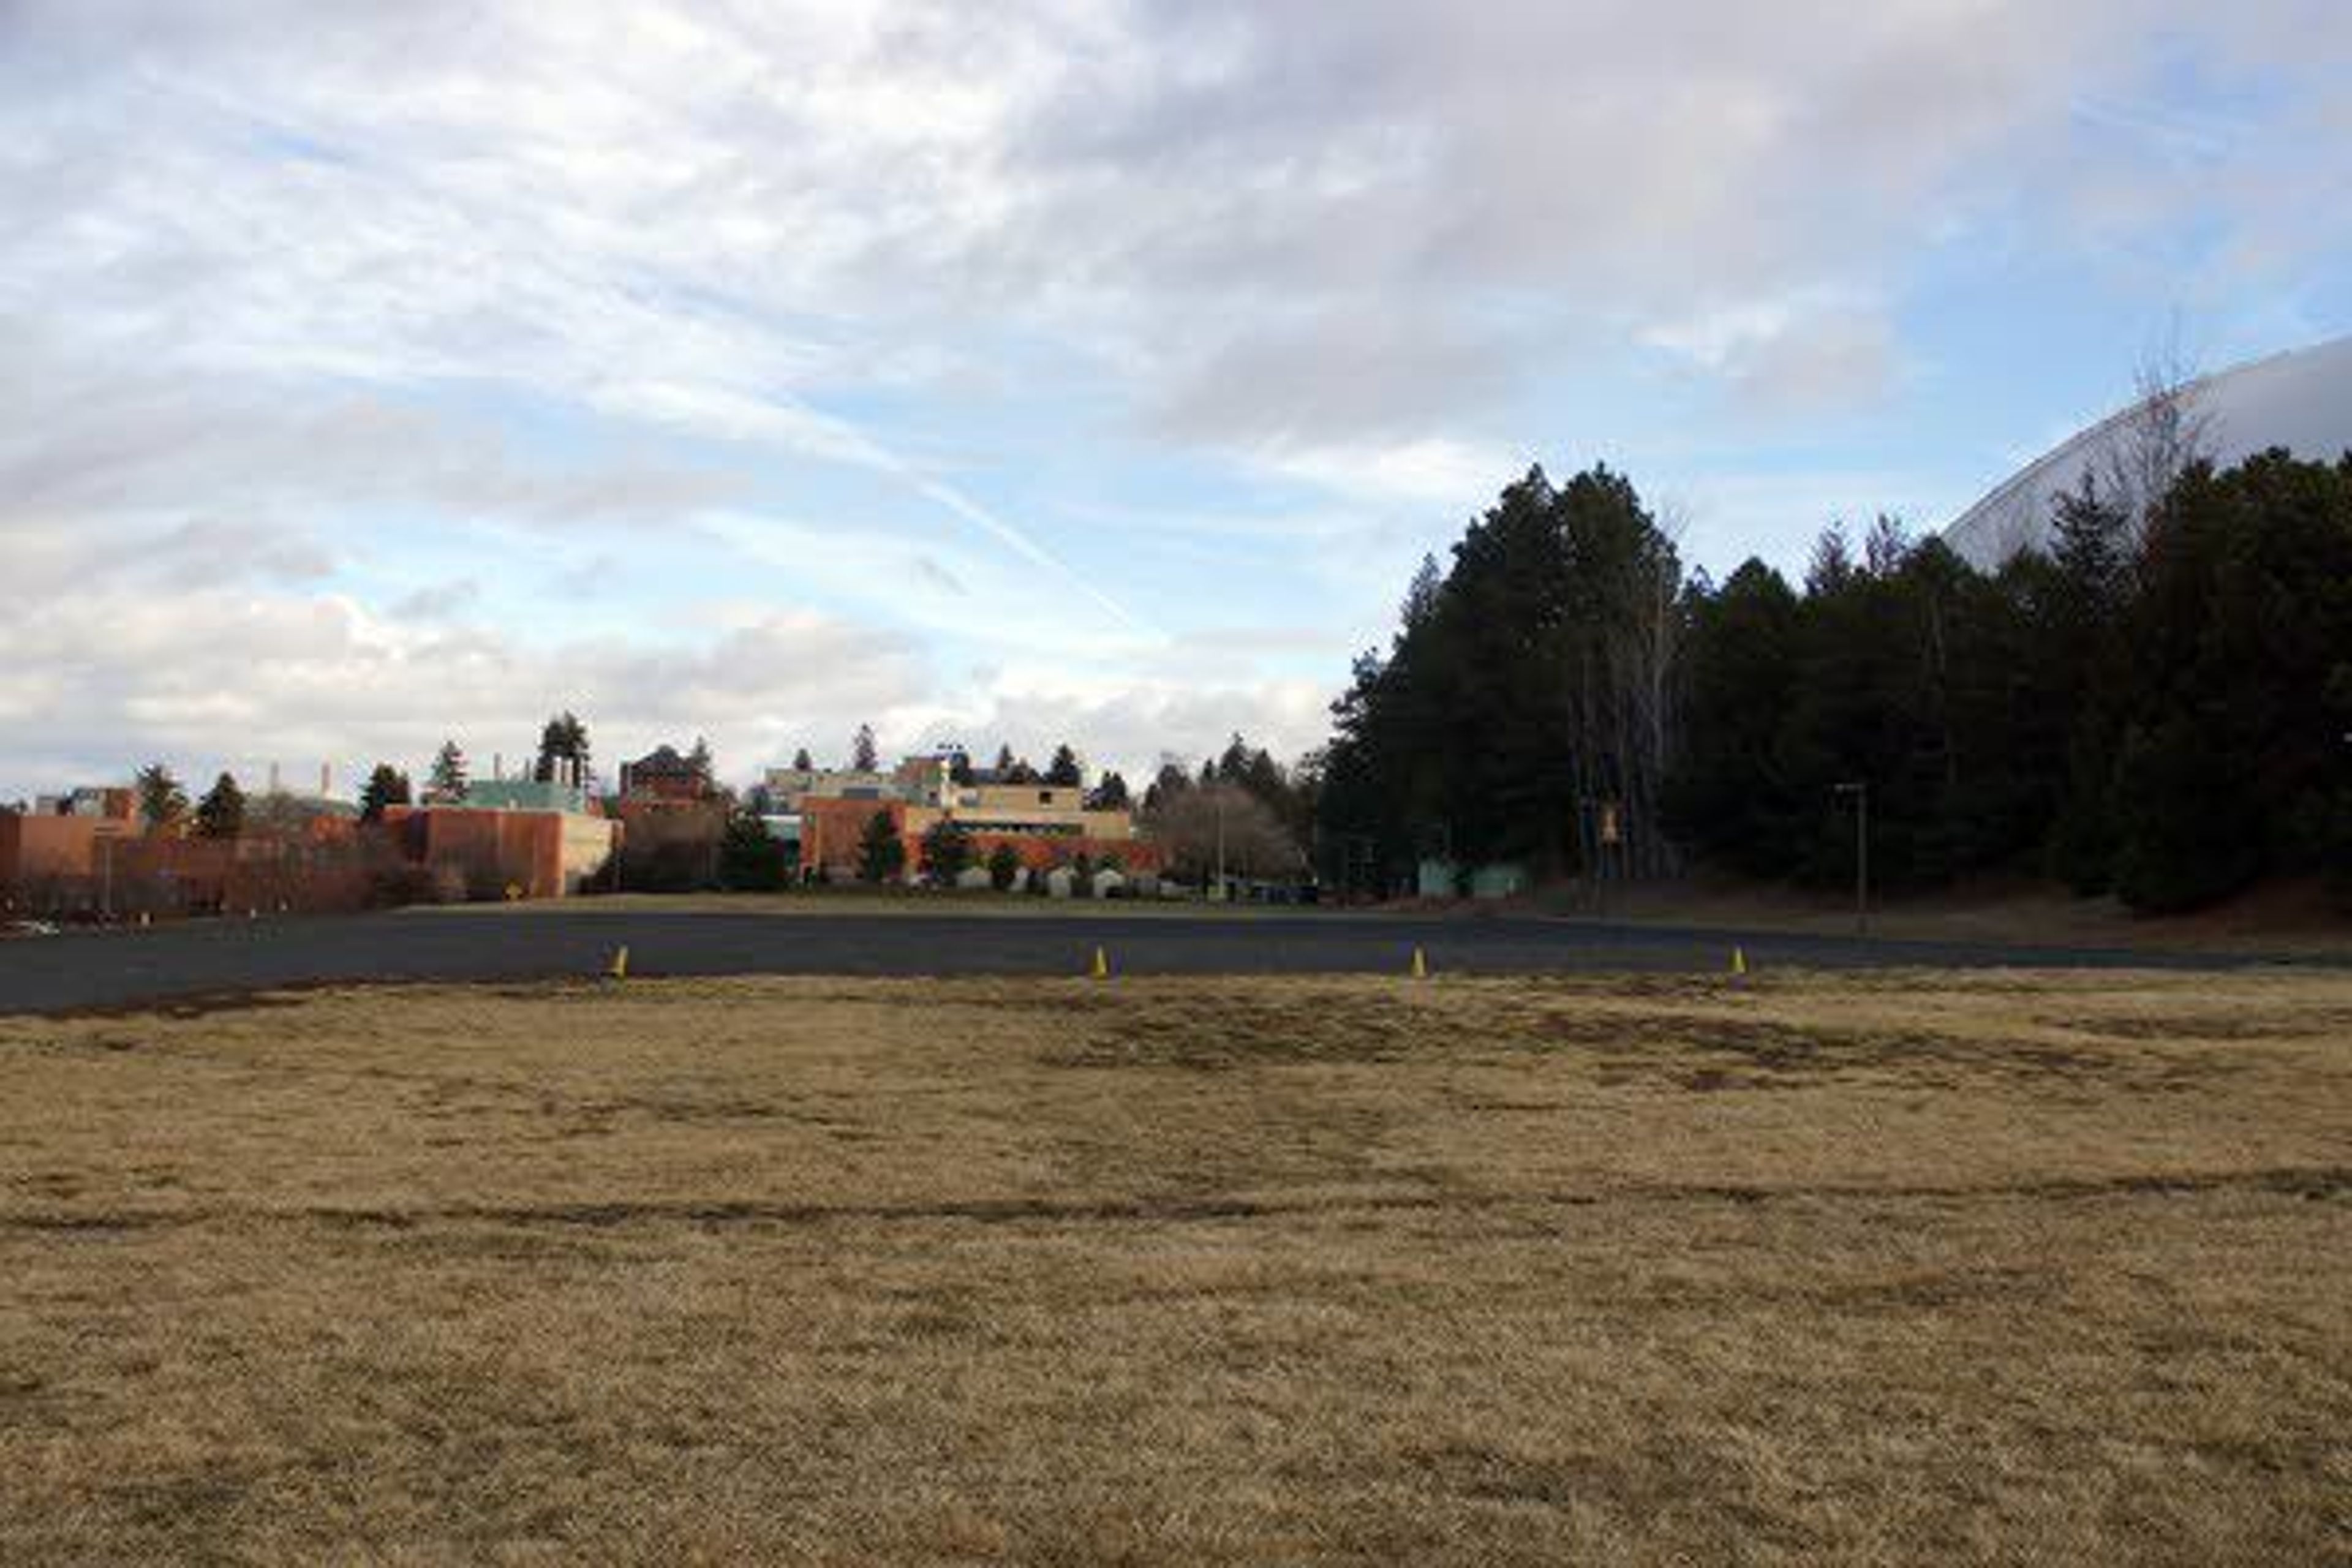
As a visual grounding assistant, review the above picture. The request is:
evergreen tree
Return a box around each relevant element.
[948,748,976,786]
[1142,761,1192,813]
[919,817,974,885]
[1319,445,2352,916]
[991,744,1017,780]
[856,809,905,883]
[851,724,878,772]
[792,747,814,772]
[987,840,1022,891]
[1087,771,1132,812]
[2030,473,2137,889]
[193,772,245,839]
[1400,552,1444,631]
[1662,561,1801,875]
[359,764,412,823]
[1805,523,1856,596]
[718,802,786,891]
[1045,744,1083,788]
[135,763,189,831]
[533,712,589,783]
[429,740,468,801]
[688,736,714,788]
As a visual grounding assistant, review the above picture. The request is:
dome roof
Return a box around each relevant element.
[1942,334,2352,568]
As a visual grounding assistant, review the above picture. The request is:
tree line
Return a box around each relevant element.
[1317,451,2352,912]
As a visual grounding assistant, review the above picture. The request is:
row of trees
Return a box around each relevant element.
[1317,466,1683,891]
[845,809,1131,892]
[1316,451,2352,912]
[1666,452,2352,909]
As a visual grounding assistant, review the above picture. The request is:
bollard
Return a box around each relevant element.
[1731,946,1747,977]
[1411,946,1428,979]
[1090,946,1109,979]
[609,945,630,981]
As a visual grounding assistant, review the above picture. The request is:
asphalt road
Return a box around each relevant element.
[0,907,2298,1016]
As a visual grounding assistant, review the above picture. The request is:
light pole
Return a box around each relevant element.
[1833,781,1869,937]
[1578,796,1604,918]
[1213,786,1227,902]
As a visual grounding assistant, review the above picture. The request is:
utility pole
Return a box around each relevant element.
[1833,781,1869,937]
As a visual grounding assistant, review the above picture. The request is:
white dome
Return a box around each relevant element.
[1942,335,2352,568]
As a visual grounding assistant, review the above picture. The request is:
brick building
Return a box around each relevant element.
[795,769,1164,881]
[382,801,616,900]
[619,743,717,804]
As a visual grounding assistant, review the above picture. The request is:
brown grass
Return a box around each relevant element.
[3,969,2348,1564]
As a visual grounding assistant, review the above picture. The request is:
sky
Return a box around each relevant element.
[4,1,2349,798]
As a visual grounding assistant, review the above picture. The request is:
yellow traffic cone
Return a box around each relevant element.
[609,945,630,981]
[1731,946,1747,977]
[1091,946,1109,979]
[1411,946,1428,979]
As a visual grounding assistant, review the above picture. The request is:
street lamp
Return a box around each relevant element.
[1213,786,1226,901]
[1832,782,1869,937]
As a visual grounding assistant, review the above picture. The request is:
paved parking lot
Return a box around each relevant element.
[0,906,2280,1015]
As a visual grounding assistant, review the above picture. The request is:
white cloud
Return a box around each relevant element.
[1,0,2345,790]
[1264,437,1529,508]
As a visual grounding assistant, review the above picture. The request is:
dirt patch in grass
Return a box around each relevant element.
[2,968,2348,1564]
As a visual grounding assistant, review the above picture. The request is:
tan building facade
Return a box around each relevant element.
[791,760,1153,880]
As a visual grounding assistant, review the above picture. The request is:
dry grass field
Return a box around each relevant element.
[3,970,2348,1564]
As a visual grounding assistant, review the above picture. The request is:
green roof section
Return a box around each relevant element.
[459,780,594,813]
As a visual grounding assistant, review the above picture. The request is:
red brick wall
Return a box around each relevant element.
[963,832,1168,875]
[385,806,574,900]
[794,797,1168,880]
[799,797,905,876]
[1,821,391,916]
[0,815,138,883]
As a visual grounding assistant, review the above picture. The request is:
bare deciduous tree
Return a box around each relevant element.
[1142,782,1300,886]
[2106,323,2218,530]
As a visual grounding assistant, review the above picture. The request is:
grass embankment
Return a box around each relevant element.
[3,971,2346,1563]
[1540,873,2352,959]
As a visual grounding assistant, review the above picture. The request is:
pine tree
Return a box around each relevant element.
[1401,552,1444,631]
[1045,744,1082,788]
[134,763,189,831]
[991,744,1017,780]
[851,724,878,772]
[533,712,589,783]
[718,802,786,891]
[792,747,814,772]
[1142,761,1191,813]
[428,740,468,802]
[856,809,905,883]
[1087,771,1131,812]
[193,772,245,839]
[359,764,412,823]
[688,736,714,788]
[919,817,973,885]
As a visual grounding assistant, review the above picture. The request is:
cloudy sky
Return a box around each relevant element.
[4,1,2348,796]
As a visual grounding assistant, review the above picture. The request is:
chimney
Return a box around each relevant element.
[492,752,503,782]
[320,762,331,799]
[267,761,281,796]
